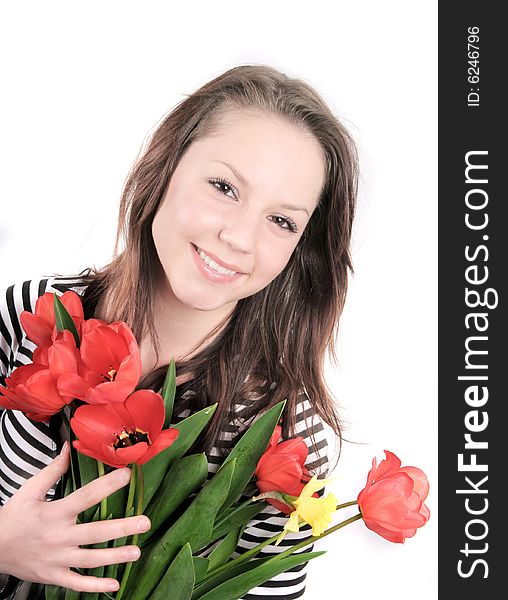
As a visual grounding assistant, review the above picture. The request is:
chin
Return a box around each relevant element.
[172,283,234,312]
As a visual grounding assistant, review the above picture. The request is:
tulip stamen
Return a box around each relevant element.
[114,428,151,448]
[101,365,118,382]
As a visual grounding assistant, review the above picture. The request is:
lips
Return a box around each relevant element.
[191,244,246,274]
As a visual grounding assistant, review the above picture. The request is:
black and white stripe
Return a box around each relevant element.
[0,276,329,599]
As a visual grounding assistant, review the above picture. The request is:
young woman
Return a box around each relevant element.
[0,64,358,599]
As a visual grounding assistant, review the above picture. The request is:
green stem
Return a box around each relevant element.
[124,465,137,518]
[198,532,276,586]
[97,461,107,520]
[271,512,363,562]
[116,464,144,600]
[336,500,358,510]
[204,501,361,582]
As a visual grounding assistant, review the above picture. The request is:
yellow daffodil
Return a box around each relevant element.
[276,475,338,545]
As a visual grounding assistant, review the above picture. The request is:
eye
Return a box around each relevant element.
[208,177,298,234]
[208,177,237,199]
[269,215,299,234]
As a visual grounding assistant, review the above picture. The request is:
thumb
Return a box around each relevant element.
[18,441,70,500]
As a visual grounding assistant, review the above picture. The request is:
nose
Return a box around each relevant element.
[218,209,260,254]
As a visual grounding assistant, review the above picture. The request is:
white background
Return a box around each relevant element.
[0,2,437,598]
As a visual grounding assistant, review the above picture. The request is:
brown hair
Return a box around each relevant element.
[80,64,358,456]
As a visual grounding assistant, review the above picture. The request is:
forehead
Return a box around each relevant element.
[190,108,326,210]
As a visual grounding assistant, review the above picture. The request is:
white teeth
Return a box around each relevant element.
[197,247,237,275]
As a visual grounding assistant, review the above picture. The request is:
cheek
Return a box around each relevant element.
[256,239,297,282]
[169,191,227,238]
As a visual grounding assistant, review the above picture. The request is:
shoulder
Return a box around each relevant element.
[293,390,331,478]
[238,386,333,479]
[0,273,90,316]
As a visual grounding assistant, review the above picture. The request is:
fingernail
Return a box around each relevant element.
[128,546,141,560]
[137,517,151,532]
[107,581,120,592]
[59,441,68,457]
[119,468,131,483]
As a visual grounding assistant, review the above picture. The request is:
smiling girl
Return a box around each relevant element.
[0,65,358,599]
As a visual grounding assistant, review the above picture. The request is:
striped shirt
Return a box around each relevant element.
[0,276,329,599]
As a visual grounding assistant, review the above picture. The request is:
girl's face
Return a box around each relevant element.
[152,109,325,315]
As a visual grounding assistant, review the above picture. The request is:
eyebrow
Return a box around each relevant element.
[213,160,310,217]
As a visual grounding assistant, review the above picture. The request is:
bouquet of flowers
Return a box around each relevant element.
[0,291,431,600]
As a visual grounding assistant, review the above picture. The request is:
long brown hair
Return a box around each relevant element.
[79,64,358,454]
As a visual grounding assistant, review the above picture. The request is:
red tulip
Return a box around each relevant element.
[57,318,142,404]
[70,389,179,468]
[20,291,84,347]
[0,331,79,421]
[357,450,430,543]
[255,425,313,514]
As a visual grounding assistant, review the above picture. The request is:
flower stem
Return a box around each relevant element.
[336,500,358,510]
[117,464,144,600]
[124,465,137,518]
[97,461,107,520]
[203,502,362,582]
[271,512,363,562]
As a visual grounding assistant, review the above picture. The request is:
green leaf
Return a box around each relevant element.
[211,502,266,543]
[81,515,113,600]
[142,404,217,510]
[162,358,176,427]
[192,557,210,584]
[191,557,270,600]
[53,294,80,347]
[104,507,135,582]
[76,453,99,522]
[63,588,81,600]
[45,585,62,600]
[196,551,325,600]
[217,401,286,514]
[141,453,208,547]
[63,469,74,498]
[149,543,195,600]
[206,527,243,573]
[104,482,129,521]
[127,459,236,600]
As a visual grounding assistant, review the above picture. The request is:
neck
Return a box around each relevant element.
[140,278,236,376]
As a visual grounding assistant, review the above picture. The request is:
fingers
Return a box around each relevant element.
[60,467,132,517]
[57,570,120,594]
[72,545,141,570]
[69,515,151,546]
[18,441,70,500]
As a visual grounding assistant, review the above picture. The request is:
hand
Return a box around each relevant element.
[0,442,151,593]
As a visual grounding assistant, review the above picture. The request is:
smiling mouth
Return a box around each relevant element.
[191,244,243,276]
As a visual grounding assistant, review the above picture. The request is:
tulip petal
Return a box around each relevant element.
[371,450,402,481]
[20,309,53,346]
[274,438,308,464]
[268,425,282,449]
[257,478,305,498]
[138,428,179,464]
[72,403,133,446]
[57,372,94,400]
[115,442,149,465]
[400,466,430,501]
[363,520,406,543]
[358,452,431,544]
[125,390,165,440]
[48,336,79,379]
